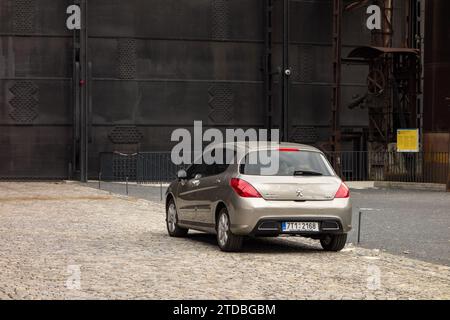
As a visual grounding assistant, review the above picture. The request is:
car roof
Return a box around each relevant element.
[216,141,323,153]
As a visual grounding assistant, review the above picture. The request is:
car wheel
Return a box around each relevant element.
[320,234,347,252]
[166,199,188,237]
[216,208,243,252]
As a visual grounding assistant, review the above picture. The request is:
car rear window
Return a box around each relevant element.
[240,150,335,176]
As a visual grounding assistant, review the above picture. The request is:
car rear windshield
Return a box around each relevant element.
[240,150,335,176]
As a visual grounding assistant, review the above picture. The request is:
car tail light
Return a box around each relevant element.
[230,178,262,198]
[278,148,300,152]
[335,182,350,198]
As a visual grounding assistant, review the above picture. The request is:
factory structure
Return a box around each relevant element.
[0,0,448,183]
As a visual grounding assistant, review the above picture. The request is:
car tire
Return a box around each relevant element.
[320,234,347,252]
[166,199,188,237]
[216,208,243,252]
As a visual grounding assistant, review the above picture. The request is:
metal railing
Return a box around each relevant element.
[326,151,449,183]
[99,152,187,183]
[99,151,449,185]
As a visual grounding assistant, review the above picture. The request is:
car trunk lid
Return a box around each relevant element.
[241,175,341,201]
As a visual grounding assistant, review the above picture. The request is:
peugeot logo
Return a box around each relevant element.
[296,189,304,198]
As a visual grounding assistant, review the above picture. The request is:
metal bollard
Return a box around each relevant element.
[98,172,102,189]
[160,181,163,202]
[357,211,362,244]
[126,176,129,195]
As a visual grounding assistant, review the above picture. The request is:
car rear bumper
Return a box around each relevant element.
[249,218,344,237]
[228,196,352,236]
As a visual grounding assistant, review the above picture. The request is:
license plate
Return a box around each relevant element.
[282,222,319,232]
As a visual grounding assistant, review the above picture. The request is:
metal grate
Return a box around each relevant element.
[112,153,138,181]
[13,0,36,33]
[117,38,137,79]
[100,152,186,183]
[9,81,39,124]
[108,126,143,144]
[289,126,318,144]
[208,84,234,123]
[296,46,313,82]
[211,0,230,39]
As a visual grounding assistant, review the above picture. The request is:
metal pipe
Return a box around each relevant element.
[383,0,393,47]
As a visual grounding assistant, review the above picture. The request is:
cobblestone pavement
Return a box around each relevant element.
[89,181,450,266]
[0,182,449,300]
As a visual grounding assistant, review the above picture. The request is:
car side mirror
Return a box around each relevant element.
[177,169,187,180]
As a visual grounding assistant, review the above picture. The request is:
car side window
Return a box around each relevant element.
[188,147,236,179]
[202,149,218,178]
[204,147,235,176]
[186,164,206,179]
[214,147,234,175]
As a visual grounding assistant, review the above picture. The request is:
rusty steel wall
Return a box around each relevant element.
[1,0,410,179]
[424,0,450,133]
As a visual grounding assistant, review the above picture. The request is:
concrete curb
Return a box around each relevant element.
[346,181,375,189]
[373,181,447,192]
[347,181,446,192]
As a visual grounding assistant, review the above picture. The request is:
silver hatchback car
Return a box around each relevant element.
[166,142,352,252]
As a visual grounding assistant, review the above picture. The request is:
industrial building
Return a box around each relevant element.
[0,0,448,182]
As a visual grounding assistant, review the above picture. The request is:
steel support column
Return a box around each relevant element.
[72,1,81,181]
[281,0,290,141]
[264,0,274,134]
[79,0,89,182]
[331,0,342,173]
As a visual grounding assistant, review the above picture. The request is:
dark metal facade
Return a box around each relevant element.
[0,0,414,179]
[424,0,450,133]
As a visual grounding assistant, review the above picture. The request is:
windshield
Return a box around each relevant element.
[240,150,335,176]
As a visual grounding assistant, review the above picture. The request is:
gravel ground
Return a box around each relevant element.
[89,181,450,266]
[0,182,449,300]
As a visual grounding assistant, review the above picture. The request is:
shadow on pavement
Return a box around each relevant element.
[184,233,322,254]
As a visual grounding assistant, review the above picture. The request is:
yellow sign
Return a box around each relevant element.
[397,129,419,152]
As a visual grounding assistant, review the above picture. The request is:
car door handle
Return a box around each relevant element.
[216,179,221,183]
[191,180,200,187]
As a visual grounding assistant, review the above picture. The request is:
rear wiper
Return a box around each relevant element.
[293,170,323,176]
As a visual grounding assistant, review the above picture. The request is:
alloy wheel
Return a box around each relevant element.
[167,203,177,233]
[217,213,229,247]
